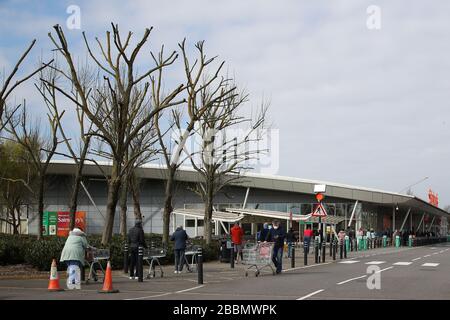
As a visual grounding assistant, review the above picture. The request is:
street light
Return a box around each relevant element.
[398,177,429,194]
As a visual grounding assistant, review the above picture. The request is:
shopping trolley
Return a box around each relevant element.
[85,248,109,284]
[183,242,201,273]
[143,246,167,278]
[242,242,275,277]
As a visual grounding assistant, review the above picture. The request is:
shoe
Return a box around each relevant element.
[129,276,133,279]
[174,270,179,274]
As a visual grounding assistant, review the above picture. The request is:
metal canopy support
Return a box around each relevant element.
[81,181,105,220]
[416,213,425,232]
[393,206,396,231]
[220,220,229,235]
[194,217,198,237]
[347,200,358,228]
[427,216,436,232]
[399,208,411,231]
[243,187,250,209]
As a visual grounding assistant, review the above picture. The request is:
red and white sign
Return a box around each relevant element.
[428,189,439,207]
[312,203,328,217]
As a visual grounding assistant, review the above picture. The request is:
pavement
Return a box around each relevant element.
[0,242,449,300]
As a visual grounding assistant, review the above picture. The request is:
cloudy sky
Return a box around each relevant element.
[1,0,449,207]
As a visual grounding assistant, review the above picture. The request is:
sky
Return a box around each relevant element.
[0,0,449,208]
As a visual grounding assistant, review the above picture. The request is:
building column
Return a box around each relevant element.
[392,206,396,231]
[194,217,198,237]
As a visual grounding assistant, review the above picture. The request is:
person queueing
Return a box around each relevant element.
[267,220,286,274]
[170,225,189,274]
[303,225,313,254]
[230,222,244,264]
[286,228,296,258]
[128,220,147,280]
[258,222,270,242]
[60,226,92,289]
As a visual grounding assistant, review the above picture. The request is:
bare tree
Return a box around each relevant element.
[0,40,52,131]
[35,65,98,230]
[155,40,236,244]
[2,101,63,239]
[47,23,185,245]
[444,205,450,213]
[187,88,269,244]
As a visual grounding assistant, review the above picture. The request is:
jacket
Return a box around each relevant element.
[259,228,270,242]
[170,228,189,250]
[286,230,296,242]
[60,228,89,265]
[268,226,286,248]
[128,225,147,249]
[230,225,244,245]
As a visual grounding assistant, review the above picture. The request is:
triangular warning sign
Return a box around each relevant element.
[312,203,328,217]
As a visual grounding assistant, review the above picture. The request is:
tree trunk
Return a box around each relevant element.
[162,166,176,245]
[101,162,121,245]
[37,176,45,240]
[204,192,214,245]
[119,177,128,237]
[10,207,18,234]
[69,144,89,230]
[131,175,142,221]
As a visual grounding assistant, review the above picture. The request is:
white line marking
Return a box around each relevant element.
[421,263,439,267]
[365,261,386,265]
[175,285,205,293]
[423,255,431,257]
[337,275,367,285]
[393,262,412,266]
[375,266,394,273]
[297,289,324,300]
[125,293,171,300]
[283,262,333,272]
[339,260,360,264]
[412,257,421,261]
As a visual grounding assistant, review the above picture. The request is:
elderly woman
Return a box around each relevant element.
[60,227,91,289]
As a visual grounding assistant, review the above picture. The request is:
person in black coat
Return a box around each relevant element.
[170,225,189,273]
[127,220,147,279]
[268,220,286,274]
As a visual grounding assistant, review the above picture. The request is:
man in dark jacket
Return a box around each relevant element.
[127,220,147,279]
[170,225,189,273]
[258,222,270,242]
[268,220,286,274]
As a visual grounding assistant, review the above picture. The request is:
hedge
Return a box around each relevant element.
[0,233,220,271]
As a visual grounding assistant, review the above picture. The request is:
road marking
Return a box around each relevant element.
[421,263,439,267]
[375,266,394,273]
[412,257,421,261]
[283,262,333,272]
[432,252,439,255]
[297,289,324,300]
[365,261,386,265]
[338,260,360,264]
[393,262,412,266]
[175,285,205,293]
[337,275,367,285]
[125,293,172,300]
[423,255,431,257]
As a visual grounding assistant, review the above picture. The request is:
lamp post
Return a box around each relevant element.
[398,177,429,194]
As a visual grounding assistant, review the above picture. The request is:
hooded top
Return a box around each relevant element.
[60,228,89,265]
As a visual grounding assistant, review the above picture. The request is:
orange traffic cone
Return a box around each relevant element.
[48,259,64,291]
[98,261,119,293]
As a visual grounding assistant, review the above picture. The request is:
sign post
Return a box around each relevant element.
[312,191,328,263]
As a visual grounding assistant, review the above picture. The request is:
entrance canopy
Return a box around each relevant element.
[172,208,244,223]
[224,208,345,225]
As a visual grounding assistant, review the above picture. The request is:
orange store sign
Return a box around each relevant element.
[428,189,439,207]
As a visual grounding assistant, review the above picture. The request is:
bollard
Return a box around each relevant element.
[81,265,85,282]
[408,235,412,247]
[291,246,295,268]
[137,246,144,282]
[197,247,203,285]
[330,236,333,257]
[344,239,347,258]
[339,239,343,259]
[230,245,235,269]
[123,243,129,274]
[321,241,326,263]
[345,236,350,253]
[303,240,308,266]
[395,236,400,248]
[314,238,319,264]
[332,239,337,260]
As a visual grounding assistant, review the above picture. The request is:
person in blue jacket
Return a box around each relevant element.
[267,220,286,274]
[170,225,189,273]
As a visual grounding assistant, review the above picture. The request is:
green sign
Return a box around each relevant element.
[42,211,49,236]
[48,212,57,235]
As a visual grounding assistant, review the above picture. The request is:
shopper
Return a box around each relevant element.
[230,222,244,263]
[60,227,91,289]
[170,225,189,273]
[128,220,147,279]
[286,228,296,258]
[268,220,286,274]
[303,225,313,254]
